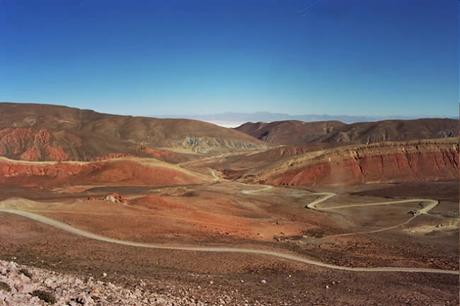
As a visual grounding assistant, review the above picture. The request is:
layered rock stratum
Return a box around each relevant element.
[248,138,459,186]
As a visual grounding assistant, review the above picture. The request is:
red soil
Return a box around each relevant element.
[0,127,193,164]
[141,147,194,163]
[142,147,178,159]
[130,194,180,209]
[92,153,133,161]
[127,194,306,241]
[267,146,459,186]
[0,128,69,161]
[0,159,202,187]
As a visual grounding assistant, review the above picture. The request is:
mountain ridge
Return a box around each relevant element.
[0,102,264,161]
[236,118,458,146]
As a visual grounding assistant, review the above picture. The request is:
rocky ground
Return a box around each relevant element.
[0,178,458,305]
[0,259,207,306]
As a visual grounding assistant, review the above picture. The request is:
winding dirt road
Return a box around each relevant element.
[306,192,439,237]
[0,205,457,276]
[307,192,438,214]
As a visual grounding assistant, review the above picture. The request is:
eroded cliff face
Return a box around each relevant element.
[260,140,459,186]
[180,136,260,153]
[0,128,69,161]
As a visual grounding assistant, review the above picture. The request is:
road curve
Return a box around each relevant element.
[306,192,439,237]
[307,192,438,214]
[0,208,457,275]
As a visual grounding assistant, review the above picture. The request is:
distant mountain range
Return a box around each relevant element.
[156,112,438,127]
[0,102,457,162]
[236,119,458,146]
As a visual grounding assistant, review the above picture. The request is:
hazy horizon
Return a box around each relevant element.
[1,100,456,129]
[1,0,457,118]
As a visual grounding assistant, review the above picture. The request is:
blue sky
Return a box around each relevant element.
[0,0,457,117]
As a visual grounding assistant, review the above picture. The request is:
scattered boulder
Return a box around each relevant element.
[18,268,32,279]
[103,193,127,204]
[0,259,206,305]
[0,281,11,292]
[31,290,57,304]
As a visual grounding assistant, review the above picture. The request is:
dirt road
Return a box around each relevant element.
[241,185,273,195]
[0,207,457,276]
[305,192,440,237]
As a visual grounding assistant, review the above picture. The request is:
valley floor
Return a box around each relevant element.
[0,175,458,305]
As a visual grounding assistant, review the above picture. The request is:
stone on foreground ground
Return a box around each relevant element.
[0,259,205,305]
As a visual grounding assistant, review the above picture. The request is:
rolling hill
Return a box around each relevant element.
[0,102,264,161]
[236,119,458,146]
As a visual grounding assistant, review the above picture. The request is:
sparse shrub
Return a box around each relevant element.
[19,268,32,278]
[31,290,57,304]
[182,191,197,197]
[0,281,11,292]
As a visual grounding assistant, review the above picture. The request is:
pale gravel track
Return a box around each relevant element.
[241,185,273,195]
[0,207,457,275]
[306,192,439,237]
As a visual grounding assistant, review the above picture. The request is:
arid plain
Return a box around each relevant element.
[0,103,458,305]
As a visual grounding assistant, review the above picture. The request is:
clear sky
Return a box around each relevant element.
[0,0,457,117]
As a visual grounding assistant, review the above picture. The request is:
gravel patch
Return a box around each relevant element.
[0,260,206,305]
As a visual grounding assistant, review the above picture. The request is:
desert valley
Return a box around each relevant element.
[1,0,457,304]
[0,102,458,305]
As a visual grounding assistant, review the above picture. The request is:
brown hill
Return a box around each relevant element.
[0,102,263,161]
[246,138,459,187]
[323,119,458,144]
[0,157,207,187]
[236,120,346,145]
[236,119,458,146]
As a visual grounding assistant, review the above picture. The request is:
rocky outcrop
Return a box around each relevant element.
[0,259,205,305]
[181,136,260,153]
[258,139,459,186]
[103,193,127,204]
[0,128,69,161]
